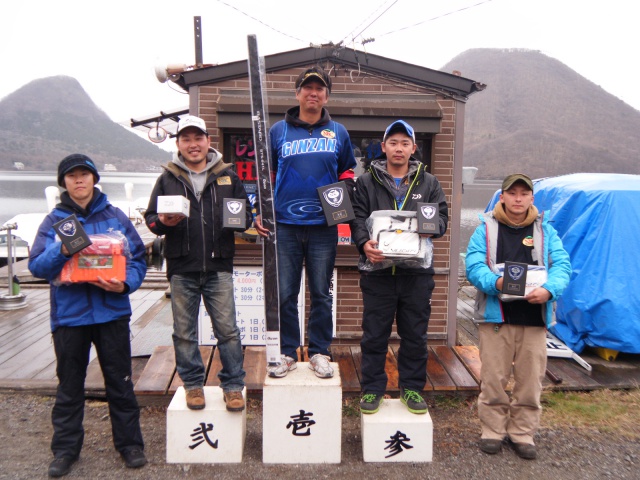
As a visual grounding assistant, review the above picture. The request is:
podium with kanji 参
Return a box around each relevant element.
[262,363,342,463]
[361,399,433,462]
[166,386,246,463]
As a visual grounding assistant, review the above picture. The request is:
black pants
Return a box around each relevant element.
[359,274,435,393]
[51,318,144,458]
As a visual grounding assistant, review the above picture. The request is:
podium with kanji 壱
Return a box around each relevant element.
[262,362,342,463]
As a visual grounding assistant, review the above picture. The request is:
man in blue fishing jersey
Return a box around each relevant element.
[255,66,357,378]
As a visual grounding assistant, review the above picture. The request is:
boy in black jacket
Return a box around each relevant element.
[351,120,448,414]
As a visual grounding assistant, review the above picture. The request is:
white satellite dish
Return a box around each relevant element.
[148,126,168,143]
[154,64,169,83]
[154,63,188,83]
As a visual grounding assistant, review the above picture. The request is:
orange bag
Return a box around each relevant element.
[59,235,126,283]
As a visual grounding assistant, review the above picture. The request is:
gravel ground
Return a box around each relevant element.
[0,392,638,480]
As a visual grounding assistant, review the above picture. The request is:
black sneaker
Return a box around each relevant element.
[400,387,428,414]
[48,457,77,477]
[121,448,147,468]
[360,393,384,414]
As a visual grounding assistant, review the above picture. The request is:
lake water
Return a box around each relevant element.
[0,171,499,257]
[459,180,501,252]
[0,171,161,225]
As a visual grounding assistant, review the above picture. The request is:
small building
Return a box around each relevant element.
[136,45,485,347]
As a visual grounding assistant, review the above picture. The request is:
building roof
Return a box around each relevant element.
[131,44,485,133]
[178,45,485,101]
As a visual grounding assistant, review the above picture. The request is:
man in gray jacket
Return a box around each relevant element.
[145,116,252,412]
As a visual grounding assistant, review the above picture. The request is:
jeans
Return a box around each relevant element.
[51,319,143,458]
[360,274,434,393]
[170,271,245,392]
[276,223,337,359]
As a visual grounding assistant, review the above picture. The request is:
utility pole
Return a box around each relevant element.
[194,16,203,68]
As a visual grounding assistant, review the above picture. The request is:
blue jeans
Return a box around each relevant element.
[276,223,337,359]
[170,272,245,392]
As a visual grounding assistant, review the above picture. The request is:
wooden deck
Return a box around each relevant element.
[131,344,482,405]
[0,284,639,405]
[456,285,640,391]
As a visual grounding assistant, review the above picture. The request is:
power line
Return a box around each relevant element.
[215,0,493,52]
[338,0,398,45]
[376,0,494,38]
[215,0,306,44]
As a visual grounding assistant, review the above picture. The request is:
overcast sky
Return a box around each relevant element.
[2,0,638,134]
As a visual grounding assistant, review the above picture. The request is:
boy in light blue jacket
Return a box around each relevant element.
[466,173,571,460]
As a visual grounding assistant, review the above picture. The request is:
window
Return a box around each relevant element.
[226,132,258,197]
[350,134,432,177]
[224,131,432,187]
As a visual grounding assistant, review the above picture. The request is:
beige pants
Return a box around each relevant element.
[477,323,547,445]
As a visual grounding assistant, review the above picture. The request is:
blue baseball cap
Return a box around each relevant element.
[383,120,415,143]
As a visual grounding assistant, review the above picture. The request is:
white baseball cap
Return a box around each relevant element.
[176,115,208,137]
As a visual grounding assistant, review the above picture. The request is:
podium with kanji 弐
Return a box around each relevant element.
[166,387,246,463]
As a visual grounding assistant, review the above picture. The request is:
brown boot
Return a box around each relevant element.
[223,390,245,412]
[185,388,205,410]
[512,442,537,460]
[479,438,503,454]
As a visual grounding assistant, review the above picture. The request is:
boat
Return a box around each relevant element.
[0,182,150,266]
[0,213,47,267]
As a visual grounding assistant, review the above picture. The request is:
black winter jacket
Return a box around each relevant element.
[145,154,252,279]
[351,159,448,275]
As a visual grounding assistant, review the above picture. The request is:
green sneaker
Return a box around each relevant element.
[360,393,384,414]
[400,388,428,414]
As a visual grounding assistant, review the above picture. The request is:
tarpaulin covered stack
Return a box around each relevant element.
[486,173,640,354]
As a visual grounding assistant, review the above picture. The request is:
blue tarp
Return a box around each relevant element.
[484,173,640,354]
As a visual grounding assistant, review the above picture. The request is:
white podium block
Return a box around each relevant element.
[167,386,246,463]
[361,399,433,462]
[263,362,341,463]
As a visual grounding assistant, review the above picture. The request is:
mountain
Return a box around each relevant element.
[0,76,170,172]
[442,49,640,179]
[4,54,640,178]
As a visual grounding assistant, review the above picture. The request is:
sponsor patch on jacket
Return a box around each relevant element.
[321,129,336,139]
[523,236,534,247]
[217,176,232,185]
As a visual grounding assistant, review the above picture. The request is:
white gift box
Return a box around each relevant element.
[157,195,190,217]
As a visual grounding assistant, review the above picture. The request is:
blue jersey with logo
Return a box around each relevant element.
[269,112,356,225]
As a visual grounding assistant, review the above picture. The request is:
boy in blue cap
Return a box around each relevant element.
[351,120,448,414]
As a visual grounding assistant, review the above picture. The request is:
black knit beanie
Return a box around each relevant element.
[57,154,100,187]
